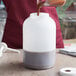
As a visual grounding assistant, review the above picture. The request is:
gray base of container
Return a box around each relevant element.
[23,50,56,70]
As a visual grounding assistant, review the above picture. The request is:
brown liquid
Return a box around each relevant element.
[37,1,45,16]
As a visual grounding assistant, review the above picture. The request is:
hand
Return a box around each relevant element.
[48,0,66,7]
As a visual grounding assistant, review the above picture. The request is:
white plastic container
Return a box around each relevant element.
[23,13,56,69]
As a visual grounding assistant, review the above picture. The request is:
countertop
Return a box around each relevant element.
[0,51,76,76]
[0,39,76,76]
